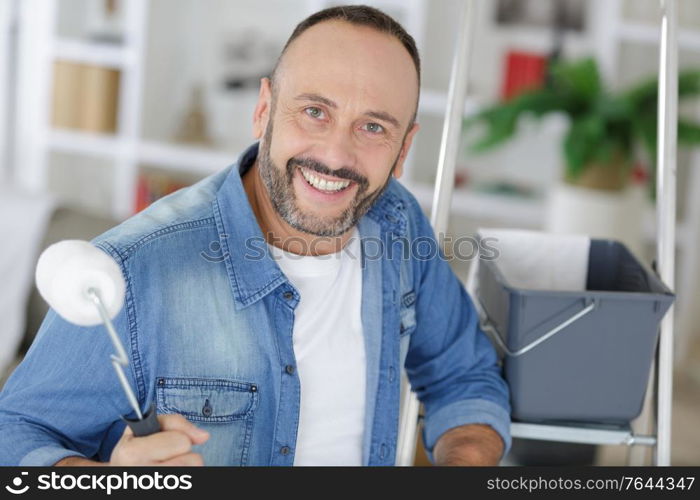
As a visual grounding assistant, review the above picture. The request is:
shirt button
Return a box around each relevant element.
[285,364,295,375]
[280,446,291,455]
[283,291,294,300]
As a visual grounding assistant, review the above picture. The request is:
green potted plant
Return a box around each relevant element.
[463,57,700,250]
[465,57,700,190]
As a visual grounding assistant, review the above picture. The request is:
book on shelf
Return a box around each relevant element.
[52,60,120,133]
[500,50,547,101]
[52,61,83,130]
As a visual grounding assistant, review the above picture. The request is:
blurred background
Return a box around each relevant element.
[1,0,699,465]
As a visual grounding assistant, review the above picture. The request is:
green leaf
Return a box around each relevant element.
[638,117,657,152]
[678,119,700,144]
[595,94,633,122]
[462,57,700,178]
[463,89,572,152]
[466,104,521,151]
[549,58,602,100]
[563,114,606,177]
[625,70,700,111]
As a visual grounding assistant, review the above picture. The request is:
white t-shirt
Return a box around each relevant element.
[268,230,366,466]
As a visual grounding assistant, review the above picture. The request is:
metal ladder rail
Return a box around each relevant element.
[651,0,677,467]
[395,0,677,466]
[395,0,477,466]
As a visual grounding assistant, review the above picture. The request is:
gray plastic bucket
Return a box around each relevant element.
[477,238,674,424]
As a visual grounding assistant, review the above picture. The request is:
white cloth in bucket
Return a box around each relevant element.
[469,229,591,292]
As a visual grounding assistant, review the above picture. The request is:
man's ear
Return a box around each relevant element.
[393,122,420,179]
[253,77,273,139]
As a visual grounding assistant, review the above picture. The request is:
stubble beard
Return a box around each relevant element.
[257,120,398,237]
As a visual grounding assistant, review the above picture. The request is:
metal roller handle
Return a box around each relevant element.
[87,288,161,437]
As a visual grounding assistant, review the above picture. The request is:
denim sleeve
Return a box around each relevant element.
[403,198,511,463]
[0,255,141,465]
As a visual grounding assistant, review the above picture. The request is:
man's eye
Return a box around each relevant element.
[305,107,325,119]
[363,122,384,134]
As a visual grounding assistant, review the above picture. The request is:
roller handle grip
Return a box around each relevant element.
[121,403,161,437]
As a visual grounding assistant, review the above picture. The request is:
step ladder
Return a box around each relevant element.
[395,0,678,467]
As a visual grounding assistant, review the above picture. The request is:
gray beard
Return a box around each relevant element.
[257,121,396,237]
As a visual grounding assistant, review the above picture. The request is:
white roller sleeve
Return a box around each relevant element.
[35,240,126,326]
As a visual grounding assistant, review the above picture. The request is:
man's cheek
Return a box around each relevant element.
[366,167,392,190]
[271,132,310,165]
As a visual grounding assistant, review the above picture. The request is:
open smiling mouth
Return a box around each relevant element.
[298,166,354,194]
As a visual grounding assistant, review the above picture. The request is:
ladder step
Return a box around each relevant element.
[511,422,656,446]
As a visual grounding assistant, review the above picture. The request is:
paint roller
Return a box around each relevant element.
[35,240,160,437]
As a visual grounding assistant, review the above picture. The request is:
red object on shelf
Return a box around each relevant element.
[134,175,150,213]
[500,50,547,101]
[134,173,189,214]
[631,162,649,185]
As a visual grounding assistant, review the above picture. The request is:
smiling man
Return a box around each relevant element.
[0,6,511,466]
[249,13,420,249]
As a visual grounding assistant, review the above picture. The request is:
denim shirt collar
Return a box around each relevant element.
[213,143,407,310]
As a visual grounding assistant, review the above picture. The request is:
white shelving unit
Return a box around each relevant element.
[13,0,438,221]
[138,141,236,175]
[53,38,134,68]
[14,0,147,218]
[403,0,624,229]
[49,128,123,158]
[12,0,506,224]
[405,181,545,228]
[46,128,233,177]
[618,20,700,50]
[0,0,15,184]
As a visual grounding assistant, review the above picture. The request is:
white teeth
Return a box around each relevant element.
[300,168,351,192]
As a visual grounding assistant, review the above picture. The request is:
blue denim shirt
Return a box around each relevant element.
[0,144,511,466]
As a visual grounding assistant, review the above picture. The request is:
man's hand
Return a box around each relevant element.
[55,414,210,466]
[433,423,504,466]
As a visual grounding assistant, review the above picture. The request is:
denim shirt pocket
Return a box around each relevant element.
[156,377,258,465]
[399,290,417,337]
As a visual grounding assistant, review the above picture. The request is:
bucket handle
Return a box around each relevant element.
[482,298,598,357]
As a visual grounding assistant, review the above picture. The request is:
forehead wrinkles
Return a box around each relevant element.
[273,22,418,123]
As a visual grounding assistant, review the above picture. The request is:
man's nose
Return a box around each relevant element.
[316,126,357,172]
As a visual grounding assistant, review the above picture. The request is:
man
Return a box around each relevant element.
[0,5,510,466]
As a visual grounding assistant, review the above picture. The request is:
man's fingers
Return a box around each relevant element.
[156,413,210,444]
[126,430,194,462]
[157,452,205,467]
[111,414,209,466]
